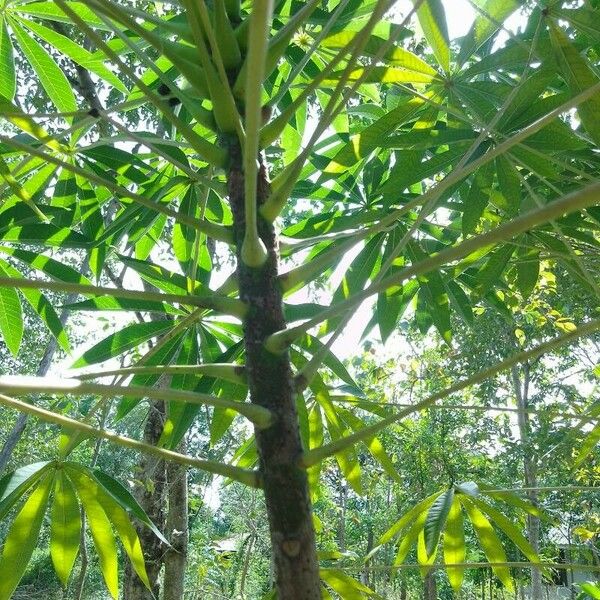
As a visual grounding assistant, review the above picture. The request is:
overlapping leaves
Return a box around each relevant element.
[0,461,161,599]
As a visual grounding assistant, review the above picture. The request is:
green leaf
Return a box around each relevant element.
[471,497,539,562]
[424,488,454,557]
[0,19,15,100]
[50,470,81,587]
[408,242,452,344]
[395,507,429,566]
[320,568,375,599]
[0,461,51,520]
[313,382,363,495]
[576,422,600,466]
[0,259,69,352]
[413,0,449,71]
[8,18,77,115]
[458,0,521,66]
[515,247,540,299]
[72,319,174,367]
[67,468,119,599]
[0,472,54,600]
[13,2,112,30]
[580,582,600,599]
[446,280,473,326]
[14,17,127,93]
[341,410,402,485]
[0,263,23,356]
[444,497,465,592]
[0,246,91,284]
[478,483,544,518]
[379,491,442,545]
[0,224,91,247]
[461,496,514,591]
[84,472,151,590]
[549,21,600,145]
[92,469,168,544]
[322,31,437,75]
[473,243,516,298]
[462,164,494,235]
[325,97,425,172]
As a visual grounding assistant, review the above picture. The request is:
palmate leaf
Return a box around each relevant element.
[50,470,81,587]
[66,468,119,598]
[66,466,151,590]
[0,18,15,100]
[0,461,161,597]
[380,481,542,591]
[7,18,77,115]
[412,0,449,71]
[0,472,54,600]
[72,319,175,367]
[0,262,23,356]
[0,259,70,352]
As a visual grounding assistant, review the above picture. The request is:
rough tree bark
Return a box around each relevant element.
[227,139,321,597]
[123,399,168,599]
[511,363,542,600]
[424,571,438,599]
[163,440,189,600]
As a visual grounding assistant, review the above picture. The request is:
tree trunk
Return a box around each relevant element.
[123,399,167,599]
[227,141,320,597]
[511,364,542,600]
[424,572,437,600]
[163,440,189,600]
[0,303,72,473]
[338,479,347,553]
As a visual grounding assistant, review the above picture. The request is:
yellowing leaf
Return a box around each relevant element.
[50,470,81,587]
[444,498,465,591]
[0,472,54,600]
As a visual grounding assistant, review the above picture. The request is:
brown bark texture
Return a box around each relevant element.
[226,139,321,598]
[123,399,168,599]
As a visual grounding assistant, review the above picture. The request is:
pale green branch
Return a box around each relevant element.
[266,181,600,352]
[0,392,260,487]
[301,318,600,467]
[240,0,273,267]
[75,363,247,385]
[0,376,269,428]
[0,277,247,317]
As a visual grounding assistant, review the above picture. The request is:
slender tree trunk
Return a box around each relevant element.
[424,572,437,600]
[338,480,347,553]
[163,440,189,600]
[400,579,407,600]
[0,303,72,473]
[124,399,167,599]
[227,141,320,597]
[511,364,542,600]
